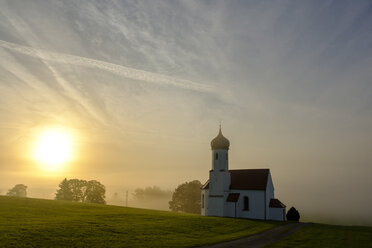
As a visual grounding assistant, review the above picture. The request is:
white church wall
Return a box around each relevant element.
[201,189,208,216]
[228,190,266,220]
[208,195,225,216]
[209,170,230,196]
[225,201,237,217]
[269,207,286,221]
[266,172,274,200]
[208,152,230,217]
[266,172,274,219]
[212,149,229,171]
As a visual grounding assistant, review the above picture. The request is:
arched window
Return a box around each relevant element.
[215,153,218,160]
[202,194,205,208]
[243,196,249,211]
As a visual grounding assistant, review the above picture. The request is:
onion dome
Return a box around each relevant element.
[211,127,230,150]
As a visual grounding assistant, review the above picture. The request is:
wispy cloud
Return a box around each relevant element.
[0,39,214,94]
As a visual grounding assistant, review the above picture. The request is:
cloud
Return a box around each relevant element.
[0,39,214,94]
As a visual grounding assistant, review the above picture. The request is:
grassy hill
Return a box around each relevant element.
[0,196,280,248]
[267,223,372,248]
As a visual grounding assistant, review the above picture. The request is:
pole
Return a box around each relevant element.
[125,190,128,207]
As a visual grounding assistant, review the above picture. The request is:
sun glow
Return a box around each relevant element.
[33,127,74,171]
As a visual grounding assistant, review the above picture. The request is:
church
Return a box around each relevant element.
[201,127,286,221]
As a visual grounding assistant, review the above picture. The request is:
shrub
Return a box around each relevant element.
[286,206,300,221]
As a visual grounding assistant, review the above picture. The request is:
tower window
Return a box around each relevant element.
[202,194,204,208]
[215,153,218,160]
[226,153,228,160]
[243,196,249,211]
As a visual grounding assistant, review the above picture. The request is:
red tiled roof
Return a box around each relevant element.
[269,198,286,208]
[226,193,240,202]
[201,169,269,190]
[229,169,269,190]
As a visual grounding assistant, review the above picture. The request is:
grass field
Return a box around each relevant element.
[0,196,280,248]
[267,223,372,248]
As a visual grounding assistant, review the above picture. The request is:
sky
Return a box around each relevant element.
[0,0,372,225]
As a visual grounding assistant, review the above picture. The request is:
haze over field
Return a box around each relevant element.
[0,0,372,225]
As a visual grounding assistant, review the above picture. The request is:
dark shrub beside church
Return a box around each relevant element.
[286,207,300,221]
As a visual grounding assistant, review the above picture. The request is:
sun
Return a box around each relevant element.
[33,127,74,171]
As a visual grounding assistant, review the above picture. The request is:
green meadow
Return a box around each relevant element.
[267,223,372,248]
[3,196,372,248]
[0,196,279,248]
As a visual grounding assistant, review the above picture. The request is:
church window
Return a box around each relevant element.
[215,153,218,160]
[243,196,249,211]
[202,194,204,208]
[226,153,228,160]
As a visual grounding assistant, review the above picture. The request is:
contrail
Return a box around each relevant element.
[0,39,214,93]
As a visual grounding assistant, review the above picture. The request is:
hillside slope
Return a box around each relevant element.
[0,196,279,248]
[268,223,372,248]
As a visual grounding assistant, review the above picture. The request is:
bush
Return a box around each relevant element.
[286,206,300,221]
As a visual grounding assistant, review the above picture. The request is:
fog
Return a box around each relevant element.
[1,0,372,226]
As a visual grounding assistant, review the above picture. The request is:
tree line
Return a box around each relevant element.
[3,179,300,220]
[4,178,106,205]
[4,180,202,213]
[132,186,172,200]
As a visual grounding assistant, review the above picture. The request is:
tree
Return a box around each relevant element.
[286,207,300,221]
[69,179,87,202]
[55,178,73,201]
[55,178,106,204]
[169,180,202,214]
[133,186,172,200]
[84,180,106,204]
[7,184,27,197]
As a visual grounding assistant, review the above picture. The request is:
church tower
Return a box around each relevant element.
[208,126,231,216]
